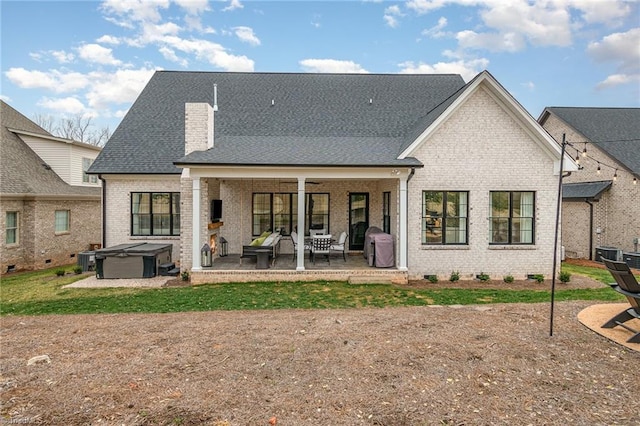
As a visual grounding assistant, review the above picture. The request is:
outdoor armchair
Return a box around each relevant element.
[602,259,640,343]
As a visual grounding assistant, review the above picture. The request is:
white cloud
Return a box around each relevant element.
[160,36,254,71]
[422,16,448,38]
[299,59,369,74]
[397,58,489,81]
[5,68,90,93]
[50,50,75,63]
[384,5,403,28]
[222,0,243,12]
[29,52,43,62]
[457,30,526,52]
[233,26,260,46]
[173,0,209,15]
[588,28,640,73]
[77,44,123,66]
[521,81,535,91]
[100,0,169,24]
[406,0,636,53]
[96,35,121,45]
[596,73,640,89]
[568,0,631,26]
[159,46,189,67]
[37,96,87,115]
[84,68,157,110]
[588,28,640,88]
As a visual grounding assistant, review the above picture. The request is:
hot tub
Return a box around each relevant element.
[95,243,173,279]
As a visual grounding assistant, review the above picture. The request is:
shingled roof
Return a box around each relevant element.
[542,107,640,175]
[90,71,466,174]
[0,101,100,198]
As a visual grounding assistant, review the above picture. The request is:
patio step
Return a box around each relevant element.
[348,275,394,285]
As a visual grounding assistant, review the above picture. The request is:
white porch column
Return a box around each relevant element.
[398,177,408,271]
[191,177,202,271]
[296,177,306,271]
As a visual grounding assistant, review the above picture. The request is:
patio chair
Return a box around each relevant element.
[290,231,310,262]
[602,259,640,343]
[310,234,332,264]
[330,231,348,261]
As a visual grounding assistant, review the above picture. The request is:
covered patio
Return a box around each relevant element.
[190,251,407,284]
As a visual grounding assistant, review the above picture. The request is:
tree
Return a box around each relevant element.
[33,113,110,146]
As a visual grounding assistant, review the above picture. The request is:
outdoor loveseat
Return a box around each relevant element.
[240,231,282,267]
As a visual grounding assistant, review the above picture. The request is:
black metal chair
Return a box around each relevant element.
[602,259,640,343]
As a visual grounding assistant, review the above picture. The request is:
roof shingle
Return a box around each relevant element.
[91,71,466,173]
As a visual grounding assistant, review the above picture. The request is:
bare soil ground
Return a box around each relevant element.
[2,266,639,425]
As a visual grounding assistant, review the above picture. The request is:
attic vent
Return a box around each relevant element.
[271,99,275,106]
[369,98,373,105]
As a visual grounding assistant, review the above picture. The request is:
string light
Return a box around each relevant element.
[565,140,638,185]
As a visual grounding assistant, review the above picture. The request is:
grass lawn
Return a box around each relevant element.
[0,263,631,316]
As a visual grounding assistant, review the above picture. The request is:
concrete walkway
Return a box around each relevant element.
[63,274,175,288]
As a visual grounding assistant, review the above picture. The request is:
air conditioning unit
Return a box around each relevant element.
[77,251,96,272]
[595,246,622,262]
[623,252,640,269]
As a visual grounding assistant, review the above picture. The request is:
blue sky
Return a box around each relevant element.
[1,0,639,135]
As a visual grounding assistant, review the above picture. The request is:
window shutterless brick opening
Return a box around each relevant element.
[45,259,52,264]
[70,253,76,258]
[6,265,16,273]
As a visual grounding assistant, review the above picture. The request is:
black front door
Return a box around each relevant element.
[349,193,369,250]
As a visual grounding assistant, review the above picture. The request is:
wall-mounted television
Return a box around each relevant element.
[211,199,222,222]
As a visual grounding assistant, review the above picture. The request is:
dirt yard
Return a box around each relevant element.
[2,271,639,426]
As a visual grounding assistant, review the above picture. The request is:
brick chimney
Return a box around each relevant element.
[184,103,214,155]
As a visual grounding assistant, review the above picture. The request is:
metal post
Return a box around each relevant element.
[550,133,566,337]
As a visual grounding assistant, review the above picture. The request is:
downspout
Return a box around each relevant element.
[99,175,106,248]
[585,199,594,261]
[404,167,416,271]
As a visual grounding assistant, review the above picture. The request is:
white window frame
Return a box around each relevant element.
[55,210,70,233]
[6,211,19,245]
[82,157,97,184]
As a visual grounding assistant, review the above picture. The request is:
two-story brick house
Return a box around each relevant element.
[0,101,102,272]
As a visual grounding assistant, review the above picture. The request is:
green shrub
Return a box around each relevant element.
[534,274,545,283]
[180,270,190,282]
[477,272,490,282]
[559,271,571,283]
[503,275,514,283]
[72,265,83,275]
[428,275,438,283]
[55,269,66,277]
[449,271,460,282]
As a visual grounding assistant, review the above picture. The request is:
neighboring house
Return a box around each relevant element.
[0,101,102,273]
[539,107,640,260]
[89,70,576,284]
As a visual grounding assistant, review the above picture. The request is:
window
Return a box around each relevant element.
[6,212,18,244]
[382,192,391,234]
[131,192,180,236]
[252,192,329,236]
[55,210,70,233]
[490,191,534,244]
[422,191,468,245]
[82,158,97,184]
